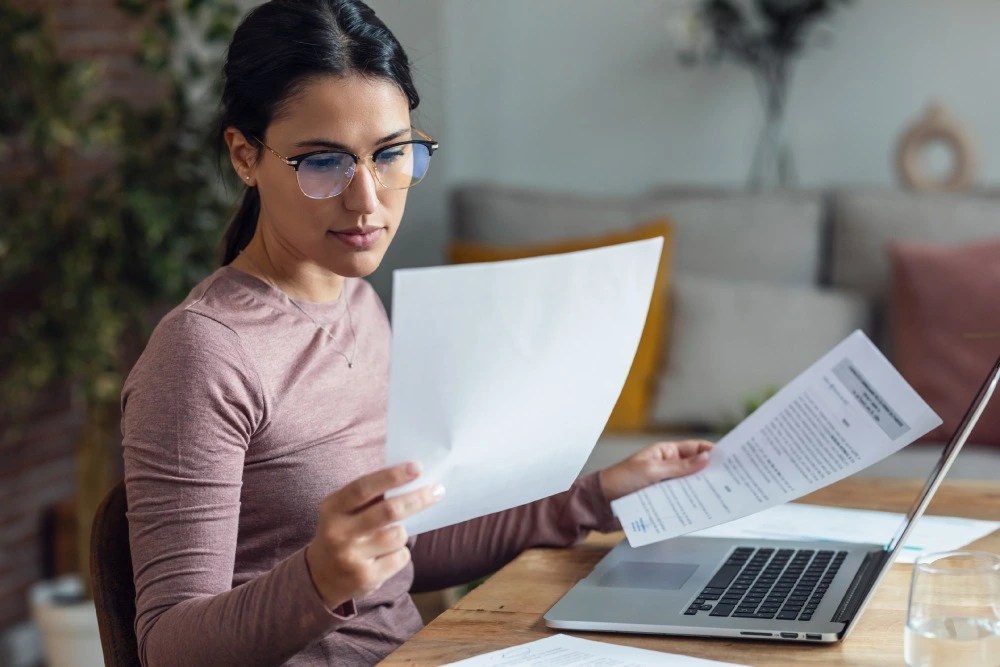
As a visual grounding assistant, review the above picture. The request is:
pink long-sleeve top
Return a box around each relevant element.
[121,266,619,666]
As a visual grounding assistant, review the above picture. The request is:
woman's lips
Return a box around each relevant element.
[328,227,384,250]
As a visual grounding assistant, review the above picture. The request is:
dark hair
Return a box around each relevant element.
[217,0,420,265]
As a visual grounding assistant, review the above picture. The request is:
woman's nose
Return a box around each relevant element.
[342,158,380,214]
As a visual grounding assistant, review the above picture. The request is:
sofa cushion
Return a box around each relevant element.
[451,184,638,245]
[449,220,673,431]
[890,239,1000,446]
[451,185,825,286]
[829,189,1000,299]
[650,273,871,430]
[636,188,825,285]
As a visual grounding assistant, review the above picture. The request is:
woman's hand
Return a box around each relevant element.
[306,462,444,608]
[598,440,714,502]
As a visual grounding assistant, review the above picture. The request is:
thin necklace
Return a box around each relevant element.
[239,250,358,369]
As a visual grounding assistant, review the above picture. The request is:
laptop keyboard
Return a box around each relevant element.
[684,547,847,622]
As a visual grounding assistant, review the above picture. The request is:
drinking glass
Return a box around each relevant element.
[904,551,1000,667]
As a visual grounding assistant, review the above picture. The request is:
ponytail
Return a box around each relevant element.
[220,187,260,265]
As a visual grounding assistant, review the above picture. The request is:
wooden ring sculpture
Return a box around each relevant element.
[896,102,977,192]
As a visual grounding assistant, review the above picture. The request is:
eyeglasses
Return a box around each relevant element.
[252,128,438,199]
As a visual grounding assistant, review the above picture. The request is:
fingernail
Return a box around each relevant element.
[697,452,710,462]
[407,461,422,477]
[431,484,446,499]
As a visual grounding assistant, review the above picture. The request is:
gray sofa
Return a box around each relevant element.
[450,185,1000,481]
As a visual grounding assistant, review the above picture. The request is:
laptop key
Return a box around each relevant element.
[709,603,736,617]
[707,564,743,589]
[777,611,798,620]
[684,608,698,615]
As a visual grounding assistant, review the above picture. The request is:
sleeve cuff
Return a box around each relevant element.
[574,472,622,533]
[294,546,358,622]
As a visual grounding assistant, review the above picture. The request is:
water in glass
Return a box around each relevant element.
[905,551,1000,667]
[904,616,1000,666]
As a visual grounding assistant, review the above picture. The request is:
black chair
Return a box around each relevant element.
[90,479,141,667]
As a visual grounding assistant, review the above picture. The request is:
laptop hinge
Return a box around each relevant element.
[832,549,890,623]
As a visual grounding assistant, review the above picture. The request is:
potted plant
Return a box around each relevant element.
[0,2,239,664]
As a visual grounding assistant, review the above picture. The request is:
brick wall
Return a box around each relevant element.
[0,391,82,632]
[0,0,156,635]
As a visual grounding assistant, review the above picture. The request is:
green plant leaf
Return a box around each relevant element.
[0,0,241,580]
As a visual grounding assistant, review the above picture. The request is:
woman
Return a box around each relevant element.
[121,1,713,665]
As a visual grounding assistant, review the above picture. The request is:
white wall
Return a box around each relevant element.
[351,0,450,301]
[368,0,1000,303]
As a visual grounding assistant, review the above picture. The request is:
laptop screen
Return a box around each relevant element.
[882,355,1000,557]
[836,355,1000,637]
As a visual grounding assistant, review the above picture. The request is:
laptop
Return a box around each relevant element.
[545,355,1000,643]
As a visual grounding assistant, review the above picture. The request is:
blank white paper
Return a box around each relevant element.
[386,238,663,535]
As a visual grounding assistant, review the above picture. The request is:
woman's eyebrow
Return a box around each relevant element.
[292,128,411,151]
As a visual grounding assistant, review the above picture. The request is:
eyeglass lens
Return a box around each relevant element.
[296,143,432,199]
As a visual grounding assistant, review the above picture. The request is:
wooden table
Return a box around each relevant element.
[383,478,999,666]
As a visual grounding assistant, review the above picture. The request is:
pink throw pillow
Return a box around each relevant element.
[890,239,1000,446]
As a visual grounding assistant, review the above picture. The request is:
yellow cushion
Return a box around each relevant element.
[448,220,673,431]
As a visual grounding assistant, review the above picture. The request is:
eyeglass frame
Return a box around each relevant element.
[250,128,439,198]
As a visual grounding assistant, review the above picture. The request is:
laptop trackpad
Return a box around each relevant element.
[596,562,698,590]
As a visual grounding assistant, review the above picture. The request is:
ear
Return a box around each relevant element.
[224,127,259,187]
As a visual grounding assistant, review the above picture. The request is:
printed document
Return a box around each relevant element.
[612,331,943,547]
[442,634,748,666]
[386,238,663,535]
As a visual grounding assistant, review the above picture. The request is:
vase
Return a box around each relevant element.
[748,62,796,190]
[28,576,104,667]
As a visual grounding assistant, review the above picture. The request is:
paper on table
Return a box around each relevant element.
[612,330,943,547]
[690,503,1000,564]
[385,238,663,535]
[442,634,748,666]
